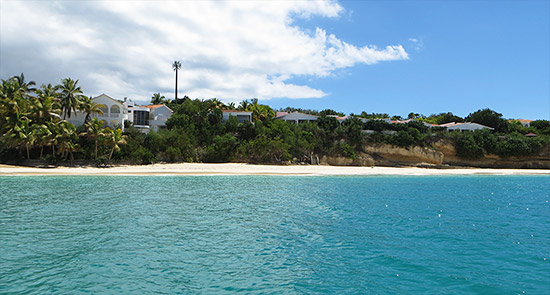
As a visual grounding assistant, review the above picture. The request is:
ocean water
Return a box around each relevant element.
[0,175,549,294]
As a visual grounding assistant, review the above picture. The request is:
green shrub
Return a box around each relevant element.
[340,143,356,159]
[164,146,181,162]
[455,133,484,159]
[130,147,156,164]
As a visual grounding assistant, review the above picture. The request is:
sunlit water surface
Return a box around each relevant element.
[1,175,549,294]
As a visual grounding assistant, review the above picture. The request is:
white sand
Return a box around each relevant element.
[0,163,548,176]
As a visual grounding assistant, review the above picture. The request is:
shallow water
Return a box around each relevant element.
[1,175,549,294]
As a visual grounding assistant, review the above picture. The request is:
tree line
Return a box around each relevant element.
[1,73,549,165]
[1,74,126,164]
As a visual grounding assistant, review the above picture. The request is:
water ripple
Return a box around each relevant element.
[1,175,549,294]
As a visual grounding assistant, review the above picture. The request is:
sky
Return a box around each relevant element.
[1,0,548,120]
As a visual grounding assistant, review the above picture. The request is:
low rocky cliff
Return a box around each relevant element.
[319,141,549,169]
[362,144,444,166]
[433,139,550,169]
[320,152,374,167]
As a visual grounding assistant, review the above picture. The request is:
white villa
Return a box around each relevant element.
[68,94,126,128]
[275,112,318,123]
[127,101,173,132]
[67,94,173,132]
[442,122,494,132]
[222,110,252,123]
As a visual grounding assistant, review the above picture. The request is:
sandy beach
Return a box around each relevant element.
[0,163,549,176]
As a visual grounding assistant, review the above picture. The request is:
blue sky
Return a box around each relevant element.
[1,0,548,120]
[271,1,550,119]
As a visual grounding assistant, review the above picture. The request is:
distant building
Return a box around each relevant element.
[514,119,533,128]
[275,111,318,124]
[444,122,494,132]
[68,94,127,129]
[127,102,173,132]
[389,119,432,127]
[222,110,252,123]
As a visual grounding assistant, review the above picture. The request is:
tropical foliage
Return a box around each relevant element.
[2,73,549,166]
[0,74,125,164]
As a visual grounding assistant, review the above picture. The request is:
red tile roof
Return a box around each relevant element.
[144,104,164,109]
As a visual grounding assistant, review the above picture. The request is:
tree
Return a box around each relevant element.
[238,99,250,111]
[78,96,104,123]
[83,118,106,160]
[12,73,36,99]
[33,83,61,124]
[151,93,166,105]
[408,112,420,119]
[105,128,127,160]
[172,60,182,100]
[55,121,78,161]
[466,108,508,133]
[60,78,85,119]
[8,119,36,159]
[209,98,225,110]
[317,114,339,132]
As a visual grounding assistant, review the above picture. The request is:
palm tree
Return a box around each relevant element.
[209,98,225,110]
[12,73,36,99]
[33,83,62,123]
[78,96,104,123]
[1,75,34,121]
[9,119,36,159]
[56,122,78,162]
[238,100,250,111]
[172,60,182,101]
[151,92,166,105]
[60,78,85,119]
[105,128,127,161]
[35,124,52,159]
[83,118,106,160]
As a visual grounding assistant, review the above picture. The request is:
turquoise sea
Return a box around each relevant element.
[1,175,549,294]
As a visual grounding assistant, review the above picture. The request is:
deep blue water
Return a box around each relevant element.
[1,175,549,294]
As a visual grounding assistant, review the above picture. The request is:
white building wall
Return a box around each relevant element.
[67,94,127,129]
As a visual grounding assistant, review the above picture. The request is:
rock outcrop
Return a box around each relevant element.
[362,144,444,166]
[433,139,550,169]
[320,152,374,167]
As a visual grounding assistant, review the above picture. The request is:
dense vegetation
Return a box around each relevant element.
[1,74,549,166]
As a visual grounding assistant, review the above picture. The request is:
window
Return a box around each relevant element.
[134,110,149,126]
[99,104,108,117]
[110,105,120,117]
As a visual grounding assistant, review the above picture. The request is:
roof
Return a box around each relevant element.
[92,94,123,105]
[276,111,288,117]
[143,104,173,113]
[525,132,537,137]
[275,111,318,120]
[222,110,252,114]
[446,122,494,130]
[144,104,164,109]
[513,119,533,123]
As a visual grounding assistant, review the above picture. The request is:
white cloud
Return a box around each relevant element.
[0,0,408,104]
[408,37,424,51]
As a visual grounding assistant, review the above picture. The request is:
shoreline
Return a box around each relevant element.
[0,163,549,176]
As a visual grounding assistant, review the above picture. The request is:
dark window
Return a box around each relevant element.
[134,110,149,126]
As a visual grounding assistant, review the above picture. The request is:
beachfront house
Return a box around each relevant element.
[145,104,173,131]
[275,111,318,124]
[442,122,494,132]
[222,110,252,123]
[127,101,173,132]
[68,94,127,129]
